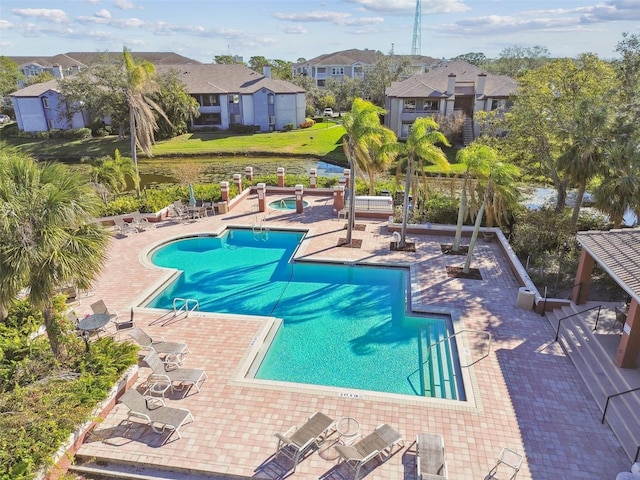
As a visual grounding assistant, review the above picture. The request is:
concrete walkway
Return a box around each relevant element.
[74,193,631,479]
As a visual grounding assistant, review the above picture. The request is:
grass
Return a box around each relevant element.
[1,121,465,176]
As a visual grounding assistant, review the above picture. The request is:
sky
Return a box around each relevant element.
[0,0,639,64]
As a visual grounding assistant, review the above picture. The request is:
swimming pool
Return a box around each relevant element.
[147,228,464,399]
[268,198,309,210]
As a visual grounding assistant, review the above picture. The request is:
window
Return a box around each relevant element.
[269,115,276,124]
[268,94,274,105]
[193,94,219,106]
[193,113,221,125]
[42,97,50,108]
[491,99,506,111]
[403,99,416,111]
[229,94,239,104]
[331,67,344,75]
[47,119,54,130]
[423,100,437,111]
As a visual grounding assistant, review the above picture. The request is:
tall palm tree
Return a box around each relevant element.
[398,117,450,248]
[594,139,640,227]
[558,101,610,228]
[451,143,496,252]
[358,127,398,195]
[123,47,169,196]
[463,160,520,274]
[342,98,393,244]
[0,148,110,356]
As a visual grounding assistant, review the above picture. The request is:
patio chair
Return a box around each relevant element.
[118,387,194,441]
[128,327,189,362]
[142,351,207,396]
[487,448,523,480]
[416,433,448,479]
[113,216,137,236]
[90,299,119,321]
[274,412,336,472]
[334,423,404,480]
[130,211,155,230]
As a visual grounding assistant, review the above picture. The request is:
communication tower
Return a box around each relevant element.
[411,0,422,56]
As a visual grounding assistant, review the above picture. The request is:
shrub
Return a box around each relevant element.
[283,123,294,131]
[99,196,144,216]
[412,193,459,225]
[299,118,315,129]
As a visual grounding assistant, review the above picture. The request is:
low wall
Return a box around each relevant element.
[42,366,138,480]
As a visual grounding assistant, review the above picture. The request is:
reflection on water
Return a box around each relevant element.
[137,156,344,188]
[521,187,637,226]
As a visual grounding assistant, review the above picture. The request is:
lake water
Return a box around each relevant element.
[136,156,345,187]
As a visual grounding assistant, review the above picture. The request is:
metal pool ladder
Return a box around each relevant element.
[173,297,199,317]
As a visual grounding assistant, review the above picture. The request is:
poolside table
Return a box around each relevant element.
[77,313,111,336]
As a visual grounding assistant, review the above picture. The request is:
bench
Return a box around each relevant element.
[338,195,394,219]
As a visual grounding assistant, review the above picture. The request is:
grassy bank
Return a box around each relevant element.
[1,121,348,163]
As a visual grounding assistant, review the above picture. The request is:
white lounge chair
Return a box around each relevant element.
[130,211,155,230]
[113,217,137,236]
[118,388,193,441]
[128,327,189,362]
[90,299,118,321]
[416,433,448,479]
[143,351,207,396]
[335,423,404,480]
[274,412,336,472]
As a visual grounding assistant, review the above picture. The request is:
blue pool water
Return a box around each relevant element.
[268,198,308,210]
[148,229,463,398]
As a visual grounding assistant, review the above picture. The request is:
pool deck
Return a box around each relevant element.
[74,194,631,479]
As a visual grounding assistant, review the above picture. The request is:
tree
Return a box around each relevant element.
[452,143,496,252]
[153,70,200,139]
[0,147,110,357]
[25,71,55,86]
[557,100,611,227]
[341,98,393,244]
[451,52,487,68]
[398,117,450,248]
[0,56,24,96]
[505,54,617,212]
[362,53,413,107]
[485,45,551,78]
[270,59,293,80]
[463,160,520,273]
[248,56,269,72]
[214,55,244,65]
[123,47,170,196]
[594,140,640,227]
[326,76,364,113]
[86,149,138,203]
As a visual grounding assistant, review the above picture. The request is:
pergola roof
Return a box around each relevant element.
[576,228,640,303]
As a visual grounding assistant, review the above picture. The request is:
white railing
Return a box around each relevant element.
[173,297,199,317]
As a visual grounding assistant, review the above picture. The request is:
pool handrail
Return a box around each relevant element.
[173,297,199,317]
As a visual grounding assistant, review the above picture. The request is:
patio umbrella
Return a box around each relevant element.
[188,184,196,206]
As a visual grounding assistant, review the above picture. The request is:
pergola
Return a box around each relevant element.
[572,228,640,368]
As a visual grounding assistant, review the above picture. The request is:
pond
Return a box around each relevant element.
[135,156,345,187]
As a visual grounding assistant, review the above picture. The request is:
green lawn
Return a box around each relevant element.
[1,121,465,176]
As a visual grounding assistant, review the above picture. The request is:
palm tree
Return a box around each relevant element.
[463,160,520,274]
[89,149,139,202]
[123,47,169,196]
[342,98,393,244]
[594,139,640,227]
[398,117,450,248]
[557,101,610,228]
[359,127,398,195]
[451,143,496,252]
[0,148,110,356]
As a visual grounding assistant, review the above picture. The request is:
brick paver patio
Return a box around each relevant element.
[74,193,630,479]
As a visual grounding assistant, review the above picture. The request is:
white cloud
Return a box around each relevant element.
[274,10,382,26]
[85,0,100,4]
[95,9,111,19]
[280,25,308,34]
[344,0,470,15]
[114,0,135,10]
[11,8,69,24]
[0,19,14,30]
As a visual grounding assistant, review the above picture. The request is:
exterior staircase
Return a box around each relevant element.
[543,302,640,462]
[462,117,474,146]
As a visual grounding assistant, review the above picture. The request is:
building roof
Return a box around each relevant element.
[576,228,640,303]
[7,52,201,69]
[296,49,439,68]
[386,60,517,98]
[155,64,304,95]
[9,79,60,97]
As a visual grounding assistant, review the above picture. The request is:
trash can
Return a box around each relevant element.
[516,287,536,310]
